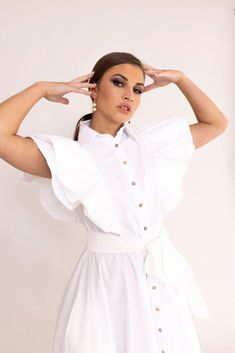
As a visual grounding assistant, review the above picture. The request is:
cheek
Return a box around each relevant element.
[134,97,141,108]
[99,86,116,101]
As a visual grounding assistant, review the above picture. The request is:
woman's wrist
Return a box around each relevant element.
[33,81,48,98]
[174,71,186,85]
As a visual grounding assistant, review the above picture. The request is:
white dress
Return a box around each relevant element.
[22,115,210,353]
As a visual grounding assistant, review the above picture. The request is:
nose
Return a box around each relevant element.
[122,88,134,102]
[124,96,133,102]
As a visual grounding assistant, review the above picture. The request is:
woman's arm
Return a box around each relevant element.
[143,65,229,149]
[0,72,96,177]
[0,82,53,178]
[175,73,229,148]
[0,82,46,136]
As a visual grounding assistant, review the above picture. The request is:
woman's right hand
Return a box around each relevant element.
[37,71,97,105]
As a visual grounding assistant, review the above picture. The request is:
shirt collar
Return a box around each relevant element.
[78,118,139,146]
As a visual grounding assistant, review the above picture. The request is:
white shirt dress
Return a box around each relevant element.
[22,115,210,353]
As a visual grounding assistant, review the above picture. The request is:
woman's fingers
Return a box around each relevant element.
[68,86,93,95]
[43,72,97,103]
[144,69,161,76]
[57,97,70,104]
[68,82,96,95]
[68,82,97,89]
[70,71,95,83]
[144,67,162,72]
[74,89,92,95]
[143,83,156,92]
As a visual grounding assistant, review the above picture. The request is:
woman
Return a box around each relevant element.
[0,52,229,353]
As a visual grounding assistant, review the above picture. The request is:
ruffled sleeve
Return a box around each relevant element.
[21,134,115,228]
[134,115,196,214]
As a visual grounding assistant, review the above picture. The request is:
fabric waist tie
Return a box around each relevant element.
[85,225,209,319]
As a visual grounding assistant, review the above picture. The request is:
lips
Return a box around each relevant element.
[117,103,131,112]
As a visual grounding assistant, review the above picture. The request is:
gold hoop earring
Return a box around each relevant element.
[92,101,97,112]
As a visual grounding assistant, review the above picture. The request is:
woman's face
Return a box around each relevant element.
[91,63,145,125]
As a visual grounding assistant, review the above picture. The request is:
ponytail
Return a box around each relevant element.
[73,113,92,141]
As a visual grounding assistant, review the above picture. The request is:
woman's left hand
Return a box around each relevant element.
[143,64,184,92]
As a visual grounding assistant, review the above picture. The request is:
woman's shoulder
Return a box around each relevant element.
[133,115,191,140]
[29,133,79,144]
[132,115,195,160]
[28,133,84,154]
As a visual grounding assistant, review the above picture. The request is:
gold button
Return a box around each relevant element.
[152,285,157,290]
[158,328,162,332]
[131,181,136,185]
[115,143,119,147]
[144,226,148,230]
[123,160,127,164]
[139,203,143,207]
[155,307,160,311]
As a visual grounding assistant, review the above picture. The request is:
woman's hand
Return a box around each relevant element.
[37,72,97,104]
[143,64,184,92]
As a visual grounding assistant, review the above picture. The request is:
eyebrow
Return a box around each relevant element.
[111,73,144,87]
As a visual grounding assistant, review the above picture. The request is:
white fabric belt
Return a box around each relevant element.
[85,225,209,318]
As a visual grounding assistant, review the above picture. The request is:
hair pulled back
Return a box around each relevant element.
[73,51,144,141]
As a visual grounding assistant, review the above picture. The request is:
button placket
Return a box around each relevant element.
[115,146,149,233]
[147,277,166,352]
[115,139,166,352]
[129,179,149,232]
[155,303,166,351]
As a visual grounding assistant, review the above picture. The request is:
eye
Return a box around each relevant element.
[134,88,143,95]
[111,79,143,95]
[112,79,123,87]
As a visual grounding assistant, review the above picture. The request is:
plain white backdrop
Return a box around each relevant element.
[0,0,234,352]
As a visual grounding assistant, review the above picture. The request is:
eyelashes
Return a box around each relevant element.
[111,79,143,94]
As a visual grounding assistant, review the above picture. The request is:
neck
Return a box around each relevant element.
[90,113,124,137]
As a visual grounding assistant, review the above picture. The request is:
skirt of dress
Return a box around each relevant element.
[51,247,205,353]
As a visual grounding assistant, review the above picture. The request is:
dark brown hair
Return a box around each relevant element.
[73,51,145,141]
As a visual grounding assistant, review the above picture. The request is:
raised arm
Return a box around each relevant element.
[0,72,97,178]
[143,64,229,149]
[0,82,52,178]
[175,74,229,148]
